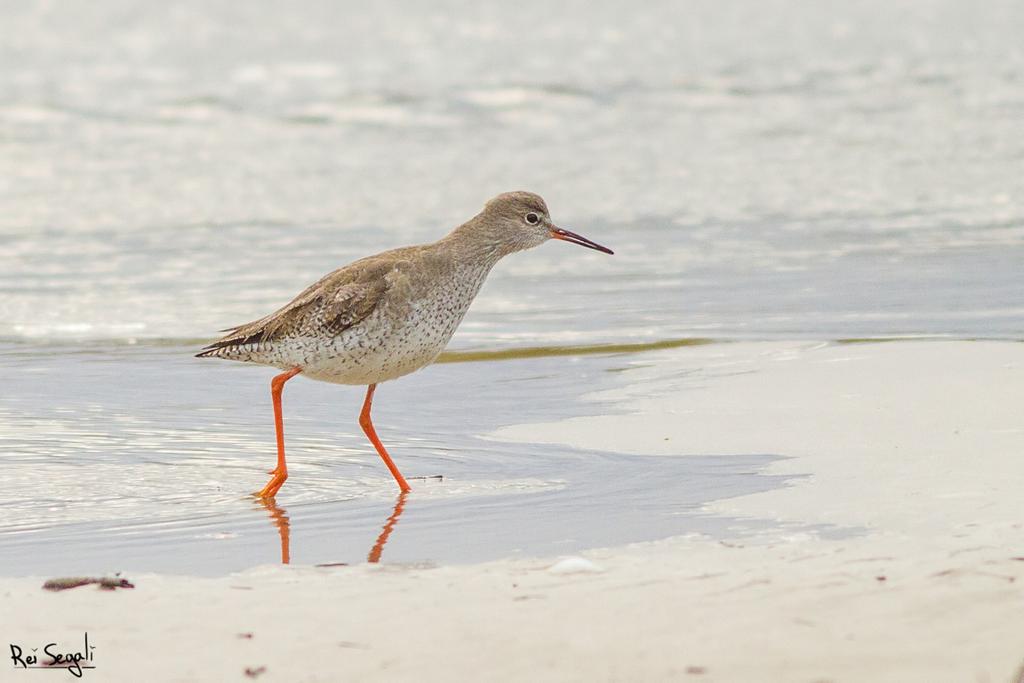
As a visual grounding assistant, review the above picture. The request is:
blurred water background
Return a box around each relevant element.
[0,0,1021,575]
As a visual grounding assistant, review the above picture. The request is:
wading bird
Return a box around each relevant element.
[198,192,613,498]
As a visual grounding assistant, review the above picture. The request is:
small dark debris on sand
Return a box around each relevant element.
[43,576,135,592]
[244,665,267,678]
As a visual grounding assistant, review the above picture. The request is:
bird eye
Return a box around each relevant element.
[525,212,540,225]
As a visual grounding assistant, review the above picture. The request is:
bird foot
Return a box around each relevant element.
[255,471,288,499]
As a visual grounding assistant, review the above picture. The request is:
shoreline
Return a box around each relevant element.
[4,340,1024,681]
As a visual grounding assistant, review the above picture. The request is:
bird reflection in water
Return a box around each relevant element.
[366,491,408,563]
[257,497,292,564]
[256,491,409,565]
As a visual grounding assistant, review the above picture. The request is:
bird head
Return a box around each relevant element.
[473,191,614,257]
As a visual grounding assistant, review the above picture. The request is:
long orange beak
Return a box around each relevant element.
[549,227,614,255]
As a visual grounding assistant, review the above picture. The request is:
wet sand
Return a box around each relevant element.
[4,341,1023,682]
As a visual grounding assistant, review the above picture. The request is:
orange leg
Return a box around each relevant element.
[256,366,301,499]
[359,384,411,492]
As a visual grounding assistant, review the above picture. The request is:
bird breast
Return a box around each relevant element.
[299,262,492,385]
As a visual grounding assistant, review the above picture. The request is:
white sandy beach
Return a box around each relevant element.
[4,341,1024,682]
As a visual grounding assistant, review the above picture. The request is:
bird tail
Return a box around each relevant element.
[195,323,262,359]
[195,346,230,359]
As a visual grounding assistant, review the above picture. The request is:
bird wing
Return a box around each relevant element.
[199,254,413,353]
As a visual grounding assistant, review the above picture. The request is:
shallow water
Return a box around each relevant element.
[0,341,809,576]
[1,0,1022,574]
